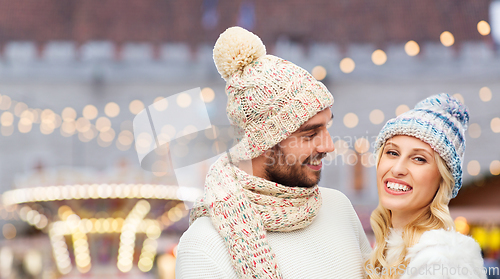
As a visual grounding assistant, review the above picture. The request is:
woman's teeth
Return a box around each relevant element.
[387,182,411,192]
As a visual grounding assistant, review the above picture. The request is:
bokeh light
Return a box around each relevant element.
[477,20,491,36]
[404,40,420,56]
[96,117,112,132]
[479,87,492,102]
[453,93,465,104]
[176,93,192,108]
[490,160,500,175]
[200,88,215,103]
[129,100,145,115]
[311,66,327,80]
[339,58,355,74]
[153,97,168,111]
[354,138,370,154]
[468,123,481,139]
[491,117,500,133]
[62,107,77,121]
[440,31,455,47]
[369,109,385,125]
[371,49,387,65]
[395,104,410,116]
[82,105,98,120]
[2,223,16,239]
[343,113,359,128]
[104,102,120,118]
[1,111,14,126]
[467,160,480,176]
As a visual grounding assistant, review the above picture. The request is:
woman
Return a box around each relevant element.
[365,93,486,279]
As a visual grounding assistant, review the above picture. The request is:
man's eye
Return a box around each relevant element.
[305,133,317,139]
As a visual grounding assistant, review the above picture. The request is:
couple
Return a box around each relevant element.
[175,27,485,279]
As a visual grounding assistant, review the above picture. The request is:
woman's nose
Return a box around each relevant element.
[391,159,408,177]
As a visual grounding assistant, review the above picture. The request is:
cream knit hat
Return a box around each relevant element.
[213,26,334,160]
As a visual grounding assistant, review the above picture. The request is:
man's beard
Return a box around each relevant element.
[263,146,325,188]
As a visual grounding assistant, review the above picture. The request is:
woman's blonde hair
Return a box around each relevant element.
[365,140,455,279]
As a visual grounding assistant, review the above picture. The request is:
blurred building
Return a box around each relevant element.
[0,0,499,277]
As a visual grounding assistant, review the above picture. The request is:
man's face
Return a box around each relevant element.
[263,108,335,187]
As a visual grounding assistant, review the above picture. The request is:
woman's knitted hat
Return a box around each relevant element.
[213,26,334,160]
[374,93,469,198]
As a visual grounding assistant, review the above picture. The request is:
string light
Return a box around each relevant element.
[491,117,500,133]
[369,109,384,124]
[104,102,120,118]
[343,113,359,128]
[82,105,98,120]
[0,95,12,110]
[200,88,215,103]
[468,123,481,139]
[176,93,192,108]
[453,93,465,104]
[117,200,151,273]
[1,112,14,126]
[404,41,420,56]
[339,58,355,73]
[61,107,77,122]
[354,138,370,154]
[14,102,28,117]
[1,184,202,206]
[129,100,144,115]
[479,87,492,102]
[467,160,481,176]
[311,66,327,81]
[490,160,500,176]
[371,50,387,65]
[440,31,455,47]
[153,97,168,111]
[477,20,491,36]
[96,117,112,132]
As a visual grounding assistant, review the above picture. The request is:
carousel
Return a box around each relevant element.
[1,162,201,278]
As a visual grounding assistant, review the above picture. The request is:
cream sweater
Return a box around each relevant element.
[176,187,372,279]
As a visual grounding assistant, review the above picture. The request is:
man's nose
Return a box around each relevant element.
[316,129,335,154]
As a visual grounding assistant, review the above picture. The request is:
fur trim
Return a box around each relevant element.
[385,228,405,266]
[400,229,486,279]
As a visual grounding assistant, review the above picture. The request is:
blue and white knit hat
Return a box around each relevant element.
[374,93,469,198]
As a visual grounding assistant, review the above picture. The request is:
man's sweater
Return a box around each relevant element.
[176,187,372,278]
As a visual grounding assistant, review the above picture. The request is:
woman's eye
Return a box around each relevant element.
[414,157,427,163]
[386,151,398,156]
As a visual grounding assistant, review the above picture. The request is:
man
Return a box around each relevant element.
[175,26,371,279]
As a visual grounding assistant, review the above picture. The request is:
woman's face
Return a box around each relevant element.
[377,135,441,220]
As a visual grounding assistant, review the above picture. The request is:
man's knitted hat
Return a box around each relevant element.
[213,26,334,160]
[374,93,469,198]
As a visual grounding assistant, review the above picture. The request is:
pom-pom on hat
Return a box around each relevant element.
[374,93,469,198]
[213,26,334,160]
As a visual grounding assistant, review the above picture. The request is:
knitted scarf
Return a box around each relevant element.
[189,153,322,279]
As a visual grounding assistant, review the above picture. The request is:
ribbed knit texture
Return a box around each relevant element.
[189,154,322,279]
[375,93,469,198]
[213,26,334,161]
[178,188,372,279]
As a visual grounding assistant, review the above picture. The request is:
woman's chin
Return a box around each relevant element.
[380,199,410,213]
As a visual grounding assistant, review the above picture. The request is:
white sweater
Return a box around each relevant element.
[176,187,372,279]
[384,228,487,279]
